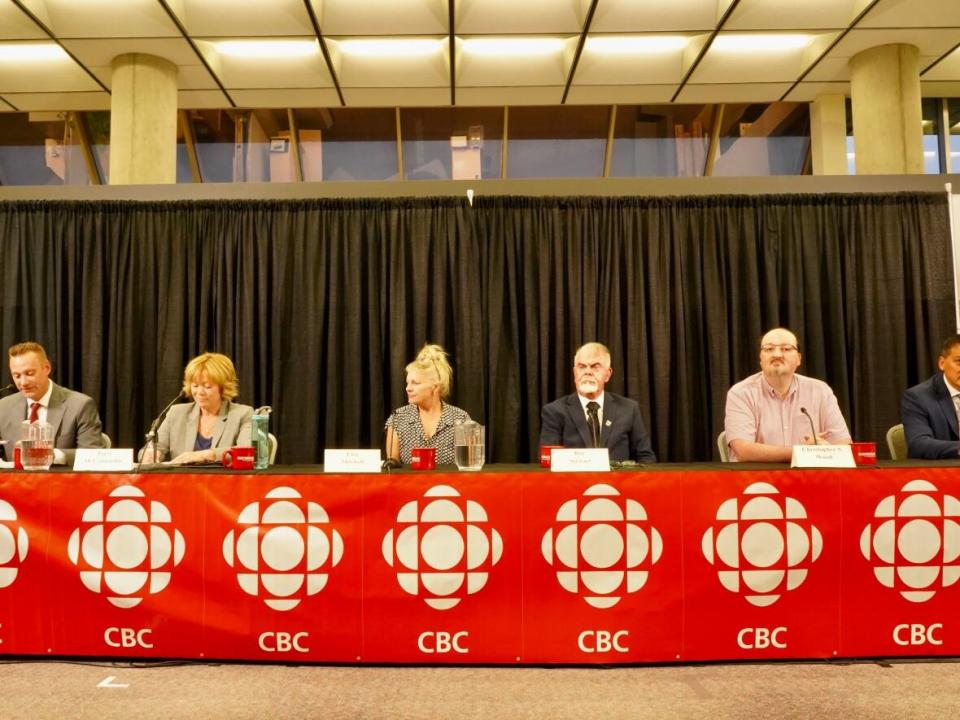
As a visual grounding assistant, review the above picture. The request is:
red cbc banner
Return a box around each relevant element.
[0,466,958,664]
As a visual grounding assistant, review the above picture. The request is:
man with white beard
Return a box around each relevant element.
[539,342,656,463]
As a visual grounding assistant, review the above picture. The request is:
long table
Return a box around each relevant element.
[0,463,958,663]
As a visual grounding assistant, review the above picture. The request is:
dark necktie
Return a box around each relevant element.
[28,402,40,423]
[586,401,601,448]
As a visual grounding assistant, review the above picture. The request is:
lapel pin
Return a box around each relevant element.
[605,420,612,427]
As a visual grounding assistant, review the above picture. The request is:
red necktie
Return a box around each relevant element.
[28,402,40,423]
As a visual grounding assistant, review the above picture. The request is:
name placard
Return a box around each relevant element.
[324,449,382,473]
[74,448,135,472]
[550,448,611,472]
[790,444,856,468]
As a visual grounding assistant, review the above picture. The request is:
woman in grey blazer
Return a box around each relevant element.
[140,352,253,464]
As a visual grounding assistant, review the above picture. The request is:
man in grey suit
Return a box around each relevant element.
[539,342,656,463]
[0,341,103,465]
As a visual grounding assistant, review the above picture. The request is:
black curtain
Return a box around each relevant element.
[0,193,953,462]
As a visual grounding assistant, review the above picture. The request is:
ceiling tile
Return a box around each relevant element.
[230,88,342,107]
[922,47,960,81]
[859,0,960,28]
[591,0,718,32]
[920,81,960,97]
[38,0,180,38]
[676,83,793,103]
[342,87,448,106]
[783,81,851,101]
[456,86,564,105]
[178,88,232,108]
[176,0,315,37]
[805,56,851,82]
[456,0,589,34]
[725,0,865,30]
[0,2,47,39]
[565,84,676,104]
[316,0,448,36]
[2,91,111,110]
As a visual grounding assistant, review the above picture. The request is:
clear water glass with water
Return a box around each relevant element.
[454,420,485,471]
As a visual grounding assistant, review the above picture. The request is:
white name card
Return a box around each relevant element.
[790,444,856,468]
[550,448,611,472]
[324,449,382,473]
[74,448,135,472]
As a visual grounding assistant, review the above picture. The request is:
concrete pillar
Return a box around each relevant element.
[848,44,923,174]
[109,53,178,184]
[809,94,847,175]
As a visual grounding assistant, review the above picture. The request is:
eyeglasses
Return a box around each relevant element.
[760,344,799,354]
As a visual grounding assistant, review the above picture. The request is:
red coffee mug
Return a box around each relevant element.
[540,445,564,468]
[850,441,877,466]
[411,447,436,470]
[222,446,256,470]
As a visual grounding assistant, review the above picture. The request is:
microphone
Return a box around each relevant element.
[0,383,16,397]
[137,390,185,470]
[381,411,402,471]
[800,407,820,445]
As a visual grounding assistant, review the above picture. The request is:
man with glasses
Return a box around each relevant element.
[901,334,960,458]
[540,342,656,463]
[723,327,851,462]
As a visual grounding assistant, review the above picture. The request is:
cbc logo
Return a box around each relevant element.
[859,479,960,603]
[541,483,662,609]
[702,481,822,607]
[382,485,503,610]
[222,486,343,611]
[0,499,28,590]
[67,486,185,608]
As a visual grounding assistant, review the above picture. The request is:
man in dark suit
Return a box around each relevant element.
[902,334,960,459]
[0,341,103,465]
[539,342,656,463]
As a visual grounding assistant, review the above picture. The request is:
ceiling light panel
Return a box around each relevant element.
[198,39,332,89]
[692,32,837,84]
[327,37,449,88]
[725,0,866,30]
[0,50,99,93]
[33,0,180,38]
[457,36,576,87]
[175,0,314,37]
[456,0,590,34]
[591,0,719,32]
[0,3,47,40]
[859,0,960,28]
[314,0,448,35]
[575,35,701,85]
[0,42,67,61]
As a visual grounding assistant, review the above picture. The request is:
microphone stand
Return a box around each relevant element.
[800,407,820,445]
[137,391,184,472]
[381,413,402,472]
